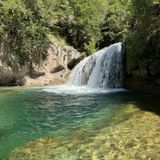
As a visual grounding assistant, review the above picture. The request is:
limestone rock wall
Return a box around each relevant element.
[0,40,80,86]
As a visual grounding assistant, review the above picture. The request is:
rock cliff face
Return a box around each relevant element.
[0,39,80,86]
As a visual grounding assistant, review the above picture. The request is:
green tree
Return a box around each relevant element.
[126,0,160,77]
[99,0,131,47]
[52,0,107,54]
[0,0,50,65]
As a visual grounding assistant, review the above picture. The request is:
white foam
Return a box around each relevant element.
[41,85,126,95]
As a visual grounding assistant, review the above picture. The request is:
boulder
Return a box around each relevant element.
[29,71,45,79]
[67,58,80,70]
[51,65,65,74]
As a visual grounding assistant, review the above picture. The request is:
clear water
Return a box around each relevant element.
[0,86,160,159]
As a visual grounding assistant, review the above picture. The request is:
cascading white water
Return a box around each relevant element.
[67,42,123,88]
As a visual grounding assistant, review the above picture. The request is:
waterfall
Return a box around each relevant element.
[67,42,123,88]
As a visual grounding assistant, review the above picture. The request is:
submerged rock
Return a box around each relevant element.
[10,137,61,160]
[10,104,160,160]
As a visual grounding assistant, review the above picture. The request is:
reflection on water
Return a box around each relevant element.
[0,86,160,159]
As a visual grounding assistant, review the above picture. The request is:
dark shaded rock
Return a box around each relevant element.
[67,58,80,70]
[29,71,45,79]
[154,3,160,15]
[0,76,26,86]
[15,77,26,86]
[67,53,87,70]
[0,77,16,86]
[155,78,160,85]
[9,77,26,86]
[124,75,160,95]
[51,65,65,74]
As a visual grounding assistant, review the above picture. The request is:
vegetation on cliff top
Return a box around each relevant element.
[0,0,159,80]
[0,0,50,65]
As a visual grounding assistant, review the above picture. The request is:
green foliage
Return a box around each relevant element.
[126,0,160,77]
[51,0,107,54]
[0,0,49,65]
[131,0,152,14]
[99,0,131,47]
[0,0,108,63]
[97,0,160,79]
[0,0,159,79]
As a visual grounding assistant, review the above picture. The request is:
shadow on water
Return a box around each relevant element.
[122,91,160,116]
